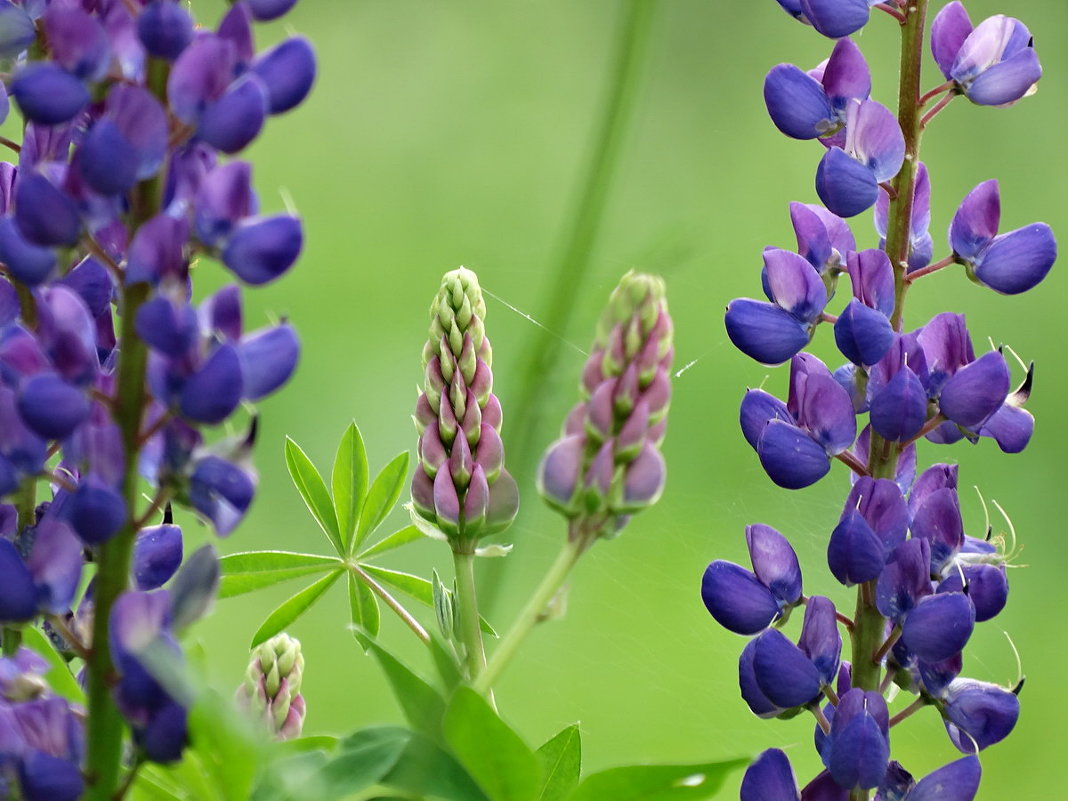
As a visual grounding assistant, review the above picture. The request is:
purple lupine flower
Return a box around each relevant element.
[738,354,856,489]
[789,201,856,276]
[701,524,802,634]
[749,597,841,710]
[936,678,1020,753]
[537,271,672,537]
[827,477,907,586]
[948,180,1056,295]
[412,267,519,542]
[834,248,894,367]
[764,38,870,141]
[931,3,1041,107]
[876,757,981,801]
[740,748,800,801]
[816,100,905,218]
[822,689,890,791]
[875,162,933,273]
[725,248,827,365]
[773,0,878,39]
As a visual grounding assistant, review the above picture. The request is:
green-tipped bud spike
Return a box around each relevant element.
[236,633,306,741]
[537,271,672,538]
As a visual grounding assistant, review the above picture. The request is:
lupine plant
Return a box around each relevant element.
[0,0,314,799]
[713,2,1050,800]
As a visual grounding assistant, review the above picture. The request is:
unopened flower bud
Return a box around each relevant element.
[237,633,305,741]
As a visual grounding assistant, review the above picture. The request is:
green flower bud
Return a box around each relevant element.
[236,633,306,740]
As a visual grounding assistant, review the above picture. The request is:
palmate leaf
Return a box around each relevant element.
[355,451,410,549]
[347,571,381,648]
[535,724,581,801]
[568,758,748,801]
[219,550,341,599]
[251,569,344,648]
[362,564,497,636]
[357,524,424,560]
[443,687,541,801]
[285,437,343,554]
[332,422,369,554]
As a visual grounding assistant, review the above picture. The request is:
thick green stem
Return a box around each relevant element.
[453,549,488,682]
[473,532,592,695]
[84,58,169,801]
[504,0,658,471]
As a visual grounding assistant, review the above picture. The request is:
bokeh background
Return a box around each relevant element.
[187,1,1067,797]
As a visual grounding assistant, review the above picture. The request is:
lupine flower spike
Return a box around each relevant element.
[236,633,306,741]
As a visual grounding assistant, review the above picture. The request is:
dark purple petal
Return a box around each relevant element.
[821,38,870,110]
[764,247,827,322]
[798,596,841,685]
[826,690,890,790]
[931,2,973,80]
[909,757,981,801]
[950,180,999,262]
[764,64,835,140]
[79,119,140,196]
[747,523,802,605]
[64,477,127,545]
[135,297,198,357]
[198,74,268,154]
[753,628,822,709]
[238,324,299,400]
[800,0,871,38]
[938,350,1009,428]
[801,771,848,801]
[869,366,927,443]
[0,2,35,59]
[701,560,780,635]
[909,463,957,513]
[17,373,89,439]
[179,344,243,424]
[14,174,81,247]
[43,6,110,81]
[167,35,235,124]
[59,257,113,318]
[816,146,878,219]
[910,487,963,571]
[964,46,1040,106]
[138,701,188,763]
[937,564,1007,623]
[11,63,89,125]
[902,593,975,662]
[194,161,256,246]
[217,2,253,66]
[222,215,303,285]
[875,537,931,622]
[757,419,831,490]
[846,248,894,317]
[252,37,316,114]
[137,0,194,60]
[835,299,893,366]
[741,749,800,801]
[978,402,1033,453]
[134,524,183,591]
[199,284,243,342]
[247,0,300,22]
[740,389,791,450]
[0,216,56,285]
[972,223,1055,295]
[189,456,255,536]
[24,516,83,613]
[796,373,856,455]
[828,511,885,586]
[739,638,783,718]
[942,679,1019,752]
[0,538,37,622]
[725,299,810,366]
[19,751,84,801]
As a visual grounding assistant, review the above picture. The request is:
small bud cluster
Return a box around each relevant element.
[538,271,673,539]
[411,267,519,547]
[0,0,314,783]
[236,633,306,741]
[710,3,1050,799]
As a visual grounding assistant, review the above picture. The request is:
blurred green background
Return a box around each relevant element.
[186,1,1067,797]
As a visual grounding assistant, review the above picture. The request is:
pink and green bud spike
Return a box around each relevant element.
[411,267,519,545]
[538,271,673,537]
[236,633,306,741]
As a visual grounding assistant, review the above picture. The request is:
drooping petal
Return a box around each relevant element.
[828,511,885,586]
[816,146,877,218]
[11,63,89,125]
[222,215,303,285]
[964,46,1040,106]
[741,749,800,801]
[835,299,893,366]
[757,420,831,490]
[937,564,1007,623]
[909,757,981,801]
[875,537,931,622]
[869,366,927,443]
[197,74,268,154]
[798,596,841,685]
[941,679,1019,752]
[725,298,810,366]
[978,402,1033,453]
[134,524,184,591]
[902,593,975,662]
[753,628,822,709]
[764,248,827,323]
[972,223,1055,295]
[701,561,780,635]
[178,344,243,424]
[826,690,890,791]
[17,373,89,439]
[938,350,1009,428]
[800,0,872,38]
[764,64,835,140]
[238,324,300,400]
[137,0,195,60]
[251,37,317,114]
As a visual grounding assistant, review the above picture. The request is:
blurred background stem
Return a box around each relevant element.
[487,0,659,613]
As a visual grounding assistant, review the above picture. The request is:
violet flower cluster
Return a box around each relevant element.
[710,3,1051,800]
[0,0,314,796]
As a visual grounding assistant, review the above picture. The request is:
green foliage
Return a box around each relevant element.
[356,451,411,549]
[443,687,542,801]
[285,437,342,554]
[347,571,381,641]
[250,569,343,648]
[219,551,341,599]
[535,725,582,801]
[364,637,446,737]
[568,759,748,801]
[21,626,84,704]
[332,422,370,552]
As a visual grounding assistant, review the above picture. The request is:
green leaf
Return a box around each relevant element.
[357,524,424,560]
[218,551,340,599]
[347,571,381,646]
[364,564,497,636]
[314,726,409,797]
[427,633,463,691]
[285,437,343,554]
[332,422,369,553]
[133,766,187,801]
[443,687,541,801]
[21,625,84,703]
[251,569,343,648]
[363,638,446,736]
[355,451,410,548]
[376,727,489,801]
[535,724,581,801]
[569,759,748,801]
[188,689,263,801]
